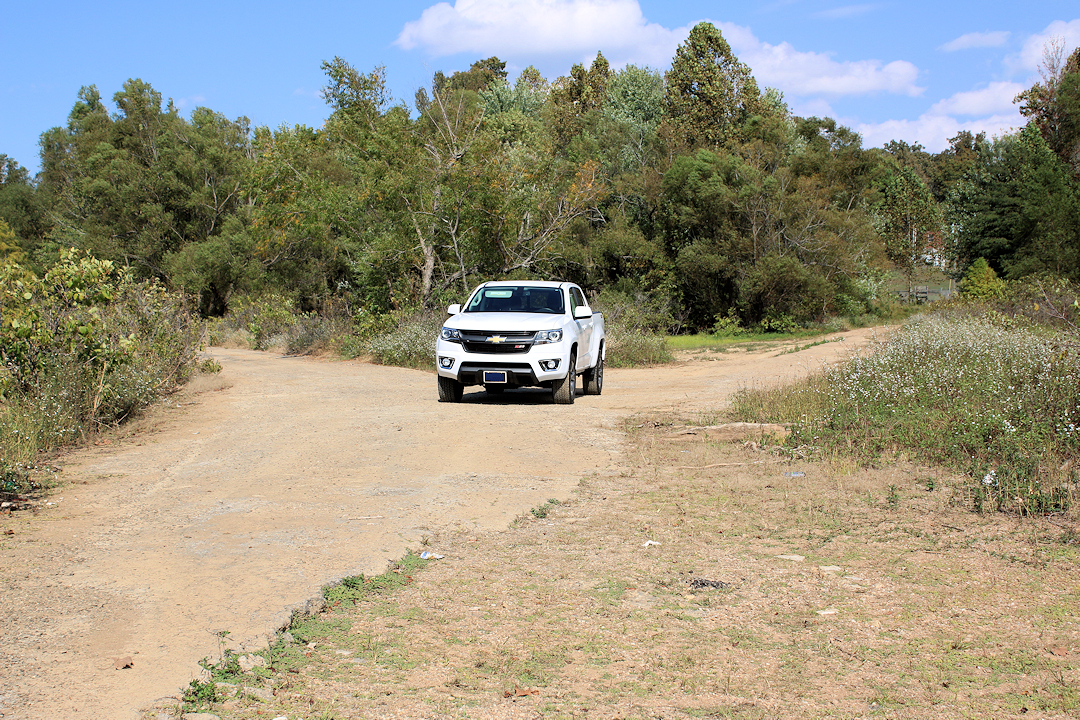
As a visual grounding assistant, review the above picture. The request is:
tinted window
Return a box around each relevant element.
[465,286,565,314]
[569,287,586,313]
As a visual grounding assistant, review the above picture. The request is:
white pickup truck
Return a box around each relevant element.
[435,280,605,404]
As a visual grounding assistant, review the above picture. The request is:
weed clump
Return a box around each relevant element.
[733,310,1080,515]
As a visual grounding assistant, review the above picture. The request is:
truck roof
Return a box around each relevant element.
[479,280,569,288]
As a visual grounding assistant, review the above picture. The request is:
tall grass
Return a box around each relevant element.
[733,311,1079,515]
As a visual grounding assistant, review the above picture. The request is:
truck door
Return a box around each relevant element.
[569,285,593,371]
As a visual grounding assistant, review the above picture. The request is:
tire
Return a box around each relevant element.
[583,344,604,396]
[438,375,464,402]
[551,351,576,404]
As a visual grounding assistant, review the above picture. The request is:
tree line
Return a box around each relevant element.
[2,22,1079,333]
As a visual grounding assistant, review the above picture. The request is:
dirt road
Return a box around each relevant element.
[0,330,878,719]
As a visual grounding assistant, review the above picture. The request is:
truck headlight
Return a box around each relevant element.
[440,327,462,342]
[534,329,562,344]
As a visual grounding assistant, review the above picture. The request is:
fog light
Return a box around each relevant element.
[541,359,560,371]
[439,356,455,369]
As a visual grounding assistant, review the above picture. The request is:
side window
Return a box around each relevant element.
[569,287,586,315]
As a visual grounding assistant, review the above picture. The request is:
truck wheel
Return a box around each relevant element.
[583,345,604,395]
[552,352,576,404]
[438,376,464,402]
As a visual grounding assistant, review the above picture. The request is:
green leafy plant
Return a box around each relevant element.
[181,677,222,710]
[322,551,432,606]
[1,250,203,493]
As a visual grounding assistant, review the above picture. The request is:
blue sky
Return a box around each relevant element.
[4,1,1079,176]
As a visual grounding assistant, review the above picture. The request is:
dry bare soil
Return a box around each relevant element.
[1,329,1077,720]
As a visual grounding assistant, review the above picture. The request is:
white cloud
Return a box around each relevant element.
[928,82,1025,116]
[788,98,837,120]
[396,1,923,98]
[717,22,923,97]
[395,0,690,69]
[938,31,1010,52]
[1010,19,1080,74]
[856,110,1022,153]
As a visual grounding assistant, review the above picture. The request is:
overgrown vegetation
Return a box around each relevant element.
[0,250,204,493]
[733,282,1080,516]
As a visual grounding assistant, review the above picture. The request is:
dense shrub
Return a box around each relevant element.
[1,250,203,492]
[592,287,675,366]
[225,294,299,350]
[960,258,1006,299]
[738,253,836,327]
[364,311,442,369]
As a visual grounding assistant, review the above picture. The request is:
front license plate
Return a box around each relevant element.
[483,370,508,384]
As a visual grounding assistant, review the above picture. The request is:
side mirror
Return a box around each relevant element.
[447,304,461,315]
[573,306,592,319]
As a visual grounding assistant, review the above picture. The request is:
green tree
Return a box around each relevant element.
[547,52,612,150]
[949,124,1080,281]
[928,130,986,201]
[959,257,1006,299]
[601,64,665,175]
[39,80,253,292]
[1015,40,1080,173]
[663,22,764,150]
[0,156,49,268]
[877,164,940,294]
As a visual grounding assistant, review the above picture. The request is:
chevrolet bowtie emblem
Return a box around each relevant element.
[489,335,506,343]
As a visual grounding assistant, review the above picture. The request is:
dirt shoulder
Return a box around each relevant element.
[212,423,1080,720]
[0,330,881,719]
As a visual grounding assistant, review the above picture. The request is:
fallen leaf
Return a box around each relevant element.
[113,656,133,670]
[1049,646,1069,657]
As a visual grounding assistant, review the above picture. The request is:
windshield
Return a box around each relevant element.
[465,285,565,314]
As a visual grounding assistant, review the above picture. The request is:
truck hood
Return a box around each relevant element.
[443,312,566,332]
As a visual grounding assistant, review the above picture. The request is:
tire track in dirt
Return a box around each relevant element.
[0,329,878,719]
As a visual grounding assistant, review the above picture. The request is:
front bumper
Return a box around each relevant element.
[436,339,571,387]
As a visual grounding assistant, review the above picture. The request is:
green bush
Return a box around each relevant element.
[365,310,442,369]
[960,258,1006,299]
[591,286,676,335]
[739,253,834,326]
[591,286,675,367]
[711,309,747,337]
[1,250,203,493]
[225,294,298,350]
[605,325,673,367]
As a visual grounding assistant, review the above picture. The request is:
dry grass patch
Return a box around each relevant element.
[193,419,1080,720]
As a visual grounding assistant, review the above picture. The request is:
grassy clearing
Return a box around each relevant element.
[733,310,1080,517]
[171,423,1080,720]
